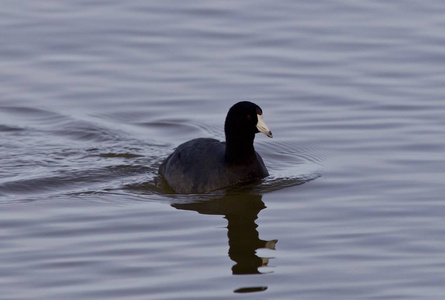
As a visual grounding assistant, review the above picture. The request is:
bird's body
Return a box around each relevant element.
[158,101,272,194]
[159,138,268,193]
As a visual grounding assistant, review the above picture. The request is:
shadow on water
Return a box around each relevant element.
[171,192,275,294]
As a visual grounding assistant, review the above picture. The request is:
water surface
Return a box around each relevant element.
[1,1,445,299]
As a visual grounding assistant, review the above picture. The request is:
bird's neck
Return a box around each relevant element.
[225,134,256,164]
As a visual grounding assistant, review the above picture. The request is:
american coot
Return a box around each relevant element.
[159,101,273,193]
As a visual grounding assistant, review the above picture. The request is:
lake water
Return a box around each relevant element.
[1,1,445,299]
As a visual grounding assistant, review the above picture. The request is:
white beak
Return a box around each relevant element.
[256,114,273,138]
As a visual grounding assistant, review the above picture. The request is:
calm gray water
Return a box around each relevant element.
[1,1,445,299]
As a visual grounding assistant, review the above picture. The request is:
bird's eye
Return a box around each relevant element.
[246,114,252,120]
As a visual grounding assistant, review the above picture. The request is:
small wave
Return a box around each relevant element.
[135,118,223,145]
[254,139,325,192]
[0,105,126,143]
[51,120,123,142]
[0,125,26,132]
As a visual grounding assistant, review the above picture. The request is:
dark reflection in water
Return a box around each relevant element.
[172,193,277,277]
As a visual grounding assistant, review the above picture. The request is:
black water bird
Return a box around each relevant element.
[159,101,273,193]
